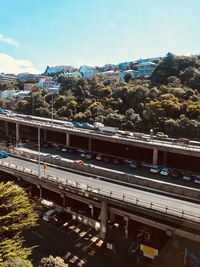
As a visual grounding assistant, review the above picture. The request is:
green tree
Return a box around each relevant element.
[0,182,37,262]
[0,257,33,267]
[39,255,68,267]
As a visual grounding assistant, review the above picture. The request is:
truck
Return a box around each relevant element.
[98,126,119,134]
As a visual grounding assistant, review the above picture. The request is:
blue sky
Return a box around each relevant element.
[0,0,199,74]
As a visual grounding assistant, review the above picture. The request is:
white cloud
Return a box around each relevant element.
[0,33,19,46]
[0,53,41,74]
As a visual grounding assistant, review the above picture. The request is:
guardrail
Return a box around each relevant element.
[1,114,200,151]
[0,160,199,224]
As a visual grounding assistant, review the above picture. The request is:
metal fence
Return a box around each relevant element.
[0,160,199,224]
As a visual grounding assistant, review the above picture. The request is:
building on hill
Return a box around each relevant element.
[17,73,36,81]
[63,72,82,78]
[137,57,163,64]
[1,90,16,99]
[46,65,76,75]
[79,65,99,79]
[121,69,138,81]
[137,62,156,77]
[117,61,132,70]
[101,70,120,81]
[38,77,55,88]
[0,73,17,85]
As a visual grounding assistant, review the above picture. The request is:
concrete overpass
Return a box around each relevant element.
[0,156,199,242]
[0,114,200,171]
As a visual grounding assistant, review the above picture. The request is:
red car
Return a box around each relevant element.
[74,160,84,165]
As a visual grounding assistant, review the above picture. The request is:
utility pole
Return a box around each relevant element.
[38,126,41,177]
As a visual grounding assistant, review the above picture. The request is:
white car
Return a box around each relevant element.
[42,209,57,222]
[150,166,160,174]
[63,122,74,128]
[160,168,170,176]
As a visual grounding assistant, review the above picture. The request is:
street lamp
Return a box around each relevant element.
[38,126,41,177]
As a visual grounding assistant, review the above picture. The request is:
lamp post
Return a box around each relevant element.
[38,126,41,177]
[51,93,54,126]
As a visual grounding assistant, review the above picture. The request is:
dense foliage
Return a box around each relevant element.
[38,255,68,267]
[0,182,37,262]
[1,55,200,138]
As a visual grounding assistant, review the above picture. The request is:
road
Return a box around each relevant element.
[1,114,200,152]
[1,156,200,223]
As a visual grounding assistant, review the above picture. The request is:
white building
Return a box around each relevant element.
[46,65,76,74]
[64,72,82,78]
[17,73,36,81]
[1,90,16,99]
[121,69,138,80]
[0,73,17,85]
[38,77,55,88]
[101,70,120,81]
[137,57,163,64]
[79,65,99,79]
[137,62,156,77]
[13,90,31,99]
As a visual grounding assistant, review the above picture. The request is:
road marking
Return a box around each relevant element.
[31,230,44,239]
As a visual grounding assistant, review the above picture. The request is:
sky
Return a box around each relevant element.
[0,0,199,74]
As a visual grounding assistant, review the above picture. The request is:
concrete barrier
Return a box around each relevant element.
[11,148,200,201]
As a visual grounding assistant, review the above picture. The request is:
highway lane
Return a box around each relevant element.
[1,114,200,152]
[1,156,200,222]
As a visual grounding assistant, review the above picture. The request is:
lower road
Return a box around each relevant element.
[1,156,200,223]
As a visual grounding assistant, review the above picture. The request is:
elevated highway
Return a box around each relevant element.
[0,156,199,242]
[0,113,200,171]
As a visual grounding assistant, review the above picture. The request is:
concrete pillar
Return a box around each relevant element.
[5,121,8,137]
[43,129,47,142]
[163,151,168,166]
[100,201,107,240]
[16,123,19,143]
[88,137,92,151]
[37,185,42,199]
[110,212,116,224]
[153,148,158,165]
[124,216,129,239]
[89,203,94,218]
[61,194,65,207]
[66,132,70,147]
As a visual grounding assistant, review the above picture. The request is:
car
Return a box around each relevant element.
[35,205,49,218]
[72,121,84,128]
[0,150,9,158]
[130,160,137,169]
[85,153,92,160]
[113,158,121,165]
[172,138,190,145]
[96,154,102,161]
[156,132,168,138]
[181,173,193,182]
[63,122,74,128]
[150,166,160,173]
[51,155,61,160]
[81,122,94,129]
[194,175,200,184]
[169,170,181,179]
[103,156,110,163]
[160,167,170,176]
[42,209,57,222]
[53,211,72,226]
[80,151,86,158]
[74,160,84,165]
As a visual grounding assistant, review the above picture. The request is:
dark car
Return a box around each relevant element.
[53,211,72,226]
[172,138,190,145]
[169,170,181,179]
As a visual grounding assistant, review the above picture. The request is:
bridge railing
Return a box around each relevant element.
[0,160,199,223]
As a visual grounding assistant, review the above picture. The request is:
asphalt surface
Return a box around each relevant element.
[1,156,200,223]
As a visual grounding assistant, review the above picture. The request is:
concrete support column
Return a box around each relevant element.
[16,123,19,143]
[61,194,65,207]
[163,151,168,166]
[43,129,47,142]
[124,216,129,239]
[153,148,158,165]
[5,121,8,137]
[100,201,107,240]
[37,185,42,199]
[110,212,116,224]
[88,137,92,152]
[66,132,70,147]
